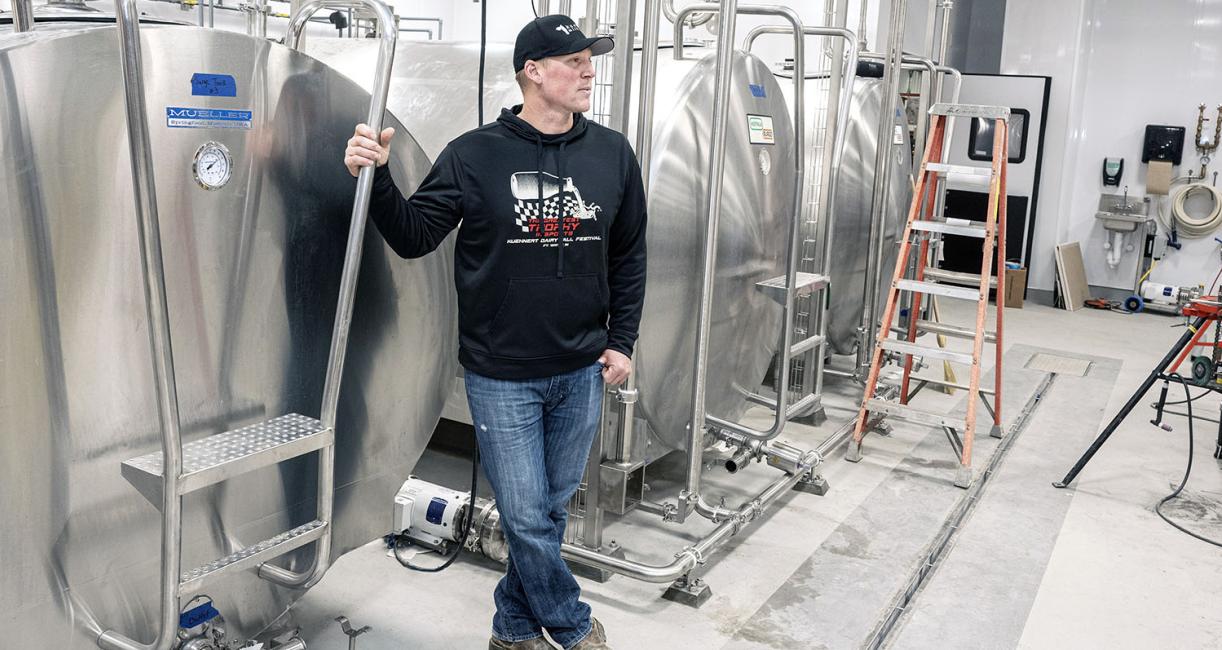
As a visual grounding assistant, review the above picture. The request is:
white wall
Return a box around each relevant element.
[1003,0,1222,293]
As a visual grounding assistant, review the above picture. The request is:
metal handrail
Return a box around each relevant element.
[669,2,805,525]
[742,23,860,424]
[858,0,908,379]
[663,0,713,27]
[256,0,397,590]
[673,3,805,444]
[97,2,184,649]
[12,0,35,31]
[607,0,663,466]
[398,15,441,39]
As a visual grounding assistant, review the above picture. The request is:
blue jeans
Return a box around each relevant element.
[465,362,604,649]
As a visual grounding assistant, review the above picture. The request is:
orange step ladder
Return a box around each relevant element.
[845,103,1010,488]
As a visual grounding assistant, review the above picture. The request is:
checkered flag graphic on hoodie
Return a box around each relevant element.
[510,170,577,234]
[513,194,581,233]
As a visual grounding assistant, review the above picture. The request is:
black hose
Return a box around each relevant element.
[1154,375,1222,549]
[391,0,488,572]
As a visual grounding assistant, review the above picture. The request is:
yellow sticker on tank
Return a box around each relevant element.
[748,114,775,145]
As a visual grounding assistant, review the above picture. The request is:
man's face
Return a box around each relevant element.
[528,49,596,113]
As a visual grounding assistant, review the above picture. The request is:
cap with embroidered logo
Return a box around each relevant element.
[513,15,614,73]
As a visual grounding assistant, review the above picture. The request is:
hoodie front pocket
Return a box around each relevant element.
[486,273,607,360]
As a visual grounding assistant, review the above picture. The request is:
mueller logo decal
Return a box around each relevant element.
[554,23,579,35]
[509,171,602,243]
[166,106,254,130]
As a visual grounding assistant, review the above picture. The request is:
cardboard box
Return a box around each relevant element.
[1003,267,1028,309]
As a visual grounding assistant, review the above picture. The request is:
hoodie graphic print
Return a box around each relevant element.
[366,106,647,380]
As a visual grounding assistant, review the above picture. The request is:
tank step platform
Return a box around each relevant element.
[179,519,328,593]
[121,413,331,506]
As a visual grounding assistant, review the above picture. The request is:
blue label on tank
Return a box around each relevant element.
[179,601,220,630]
[166,107,253,130]
[749,83,766,98]
[191,73,237,97]
[426,497,448,525]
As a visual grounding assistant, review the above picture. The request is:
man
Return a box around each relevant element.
[343,15,647,650]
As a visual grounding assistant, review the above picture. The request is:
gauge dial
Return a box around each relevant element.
[192,141,232,190]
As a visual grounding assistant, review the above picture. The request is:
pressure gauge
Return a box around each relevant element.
[192,141,232,190]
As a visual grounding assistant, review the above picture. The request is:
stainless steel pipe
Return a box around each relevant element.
[96,1,184,649]
[399,16,442,39]
[938,1,954,65]
[605,0,637,135]
[562,443,818,582]
[561,407,873,585]
[258,0,397,591]
[609,0,660,465]
[857,0,906,378]
[12,0,34,32]
[857,0,870,49]
[664,0,713,27]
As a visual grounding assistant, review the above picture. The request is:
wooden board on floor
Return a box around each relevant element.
[1054,242,1090,312]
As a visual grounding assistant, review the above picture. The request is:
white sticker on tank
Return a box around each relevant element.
[893,124,905,145]
[748,114,775,145]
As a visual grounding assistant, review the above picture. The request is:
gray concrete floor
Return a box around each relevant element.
[288,303,1222,649]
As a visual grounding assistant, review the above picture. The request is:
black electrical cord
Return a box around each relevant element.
[530,0,539,18]
[390,0,488,573]
[1153,387,1214,407]
[392,448,481,572]
[1154,375,1222,549]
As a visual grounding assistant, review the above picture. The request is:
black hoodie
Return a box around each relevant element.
[367,106,648,380]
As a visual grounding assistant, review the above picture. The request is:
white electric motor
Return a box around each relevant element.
[393,477,471,552]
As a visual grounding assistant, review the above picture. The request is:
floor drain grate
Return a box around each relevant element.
[1025,353,1091,377]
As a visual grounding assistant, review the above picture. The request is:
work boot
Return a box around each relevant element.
[488,635,556,650]
[569,618,610,650]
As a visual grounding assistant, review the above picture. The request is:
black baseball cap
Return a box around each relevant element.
[513,15,614,73]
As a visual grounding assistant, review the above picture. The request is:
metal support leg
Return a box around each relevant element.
[662,573,713,608]
[792,472,829,495]
[1215,400,1222,460]
[335,617,371,650]
[1054,317,1207,488]
[567,540,626,583]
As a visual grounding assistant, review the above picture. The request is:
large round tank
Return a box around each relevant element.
[0,24,456,648]
[302,39,523,160]
[628,48,795,453]
[817,78,913,355]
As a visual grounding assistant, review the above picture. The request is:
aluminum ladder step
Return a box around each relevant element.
[924,267,997,288]
[895,279,981,301]
[746,392,821,420]
[910,220,989,239]
[179,519,328,593]
[924,162,994,178]
[916,319,997,343]
[929,103,1011,120]
[865,398,967,431]
[755,272,830,303]
[901,374,997,396]
[880,338,974,365]
[788,334,826,357]
[122,413,332,506]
